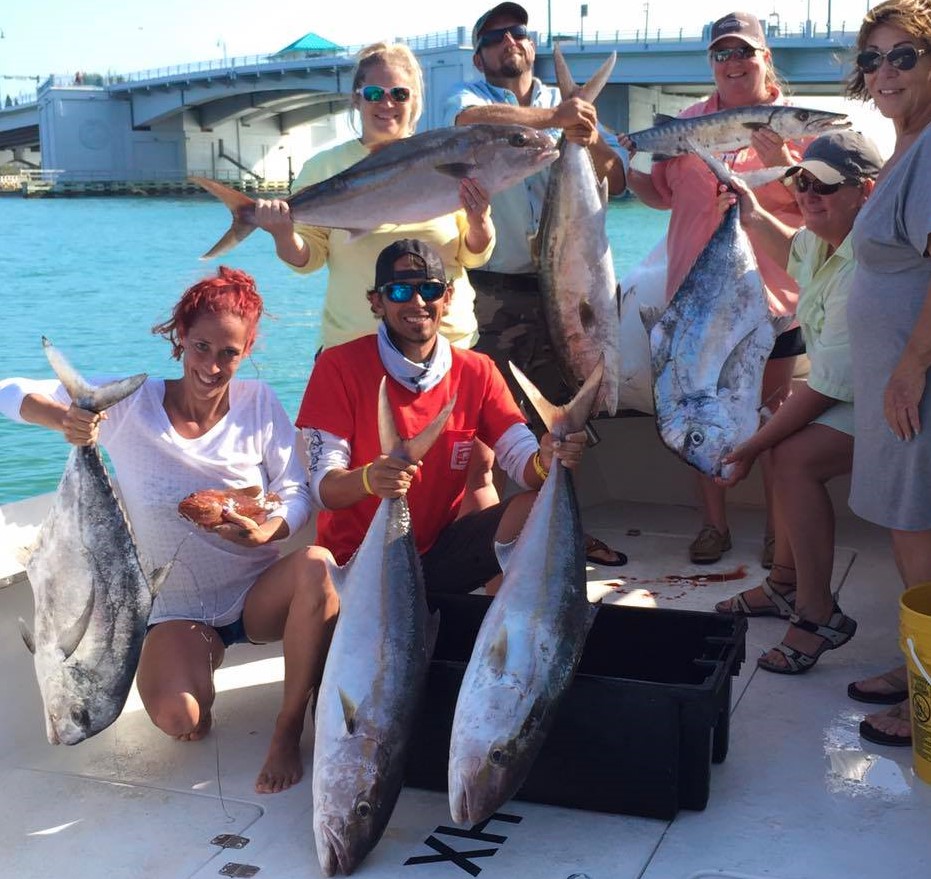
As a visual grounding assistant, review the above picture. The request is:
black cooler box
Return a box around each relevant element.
[404,593,747,820]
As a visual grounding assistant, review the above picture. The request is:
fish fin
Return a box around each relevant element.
[338,687,357,735]
[239,485,264,498]
[578,299,596,332]
[190,176,257,259]
[15,544,35,567]
[18,619,36,655]
[42,338,147,413]
[346,226,382,243]
[57,583,96,661]
[651,152,674,163]
[652,113,676,126]
[617,284,625,320]
[510,356,604,436]
[379,376,457,464]
[426,610,441,661]
[434,162,478,179]
[639,304,663,333]
[148,563,173,597]
[687,139,732,186]
[742,122,767,131]
[554,44,615,103]
[487,626,508,673]
[742,166,792,190]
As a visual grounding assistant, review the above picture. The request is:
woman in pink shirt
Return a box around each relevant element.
[622,11,806,567]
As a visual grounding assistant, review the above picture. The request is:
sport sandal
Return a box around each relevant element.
[715,575,796,618]
[757,604,857,675]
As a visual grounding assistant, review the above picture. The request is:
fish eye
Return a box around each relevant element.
[490,747,508,765]
[355,800,372,819]
[71,706,90,727]
[687,430,705,447]
[797,110,810,122]
[508,132,529,147]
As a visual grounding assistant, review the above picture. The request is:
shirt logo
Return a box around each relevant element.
[450,441,472,471]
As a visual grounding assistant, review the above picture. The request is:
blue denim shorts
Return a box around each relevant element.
[147,616,249,648]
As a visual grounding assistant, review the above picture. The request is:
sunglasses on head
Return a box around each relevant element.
[377,281,447,303]
[856,44,928,73]
[477,24,529,49]
[355,84,412,103]
[791,173,853,196]
[711,45,759,63]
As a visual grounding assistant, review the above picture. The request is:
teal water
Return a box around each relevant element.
[0,195,668,506]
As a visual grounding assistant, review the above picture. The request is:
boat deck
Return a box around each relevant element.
[1,421,929,878]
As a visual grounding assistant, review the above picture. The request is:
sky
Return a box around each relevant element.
[1,1,877,81]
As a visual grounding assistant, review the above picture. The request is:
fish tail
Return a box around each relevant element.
[509,357,604,438]
[190,176,257,259]
[377,377,456,463]
[554,45,615,103]
[42,337,147,413]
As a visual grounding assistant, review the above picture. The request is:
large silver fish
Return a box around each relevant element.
[447,359,601,826]
[628,105,849,158]
[19,340,163,745]
[640,150,790,478]
[312,381,453,877]
[194,124,559,258]
[535,46,622,415]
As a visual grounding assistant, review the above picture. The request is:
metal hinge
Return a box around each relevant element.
[218,864,259,878]
[211,834,250,850]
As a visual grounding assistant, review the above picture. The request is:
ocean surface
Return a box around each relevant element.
[0,194,668,506]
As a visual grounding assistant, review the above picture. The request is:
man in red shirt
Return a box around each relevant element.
[296,238,589,592]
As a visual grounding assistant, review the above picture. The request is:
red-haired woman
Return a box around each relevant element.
[0,267,335,794]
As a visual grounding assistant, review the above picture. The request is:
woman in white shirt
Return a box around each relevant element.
[0,267,332,795]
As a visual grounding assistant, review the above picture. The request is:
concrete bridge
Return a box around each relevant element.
[0,24,859,185]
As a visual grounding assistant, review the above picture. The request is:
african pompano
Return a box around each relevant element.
[628,105,849,158]
[194,124,559,258]
[447,359,601,826]
[640,150,790,477]
[312,381,452,877]
[20,339,164,745]
[178,485,282,529]
[535,46,622,415]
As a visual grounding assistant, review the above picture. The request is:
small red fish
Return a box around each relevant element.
[178,486,282,529]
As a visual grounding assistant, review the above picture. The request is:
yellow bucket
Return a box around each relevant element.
[899,583,931,783]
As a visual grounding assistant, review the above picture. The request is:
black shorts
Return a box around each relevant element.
[769,326,806,360]
[420,498,517,595]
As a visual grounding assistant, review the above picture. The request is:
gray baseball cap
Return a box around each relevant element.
[786,130,884,185]
[472,3,529,50]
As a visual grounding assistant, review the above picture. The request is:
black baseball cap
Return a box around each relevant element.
[472,3,529,50]
[374,239,447,289]
[786,130,884,185]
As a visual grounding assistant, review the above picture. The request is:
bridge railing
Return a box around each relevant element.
[34,21,858,93]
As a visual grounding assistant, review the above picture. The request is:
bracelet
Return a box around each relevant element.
[532,450,550,481]
[361,462,375,496]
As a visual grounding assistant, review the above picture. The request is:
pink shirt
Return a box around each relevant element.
[651,90,805,316]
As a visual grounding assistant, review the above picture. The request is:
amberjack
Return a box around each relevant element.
[193,124,558,258]
[447,358,602,826]
[312,380,453,876]
[20,339,165,745]
[535,45,622,415]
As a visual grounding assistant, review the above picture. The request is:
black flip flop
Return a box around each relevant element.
[585,536,628,567]
[859,717,912,748]
[847,679,909,705]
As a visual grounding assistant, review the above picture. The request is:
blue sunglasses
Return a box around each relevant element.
[377,281,448,303]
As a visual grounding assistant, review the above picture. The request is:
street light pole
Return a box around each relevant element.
[643,2,650,44]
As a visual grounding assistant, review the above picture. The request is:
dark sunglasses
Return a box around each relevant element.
[711,45,759,63]
[477,24,529,49]
[377,281,447,303]
[791,173,852,196]
[856,44,928,73]
[355,84,412,103]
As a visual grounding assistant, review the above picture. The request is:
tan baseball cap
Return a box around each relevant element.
[708,12,768,50]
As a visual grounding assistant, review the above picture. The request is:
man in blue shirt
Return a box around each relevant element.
[443,2,629,566]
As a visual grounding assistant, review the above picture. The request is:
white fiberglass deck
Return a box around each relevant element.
[1,425,929,878]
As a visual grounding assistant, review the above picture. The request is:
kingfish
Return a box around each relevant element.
[193,124,559,258]
[312,381,453,877]
[627,105,849,158]
[535,46,622,415]
[641,148,790,477]
[447,358,601,826]
[20,339,165,745]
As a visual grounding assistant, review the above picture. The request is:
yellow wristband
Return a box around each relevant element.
[532,450,550,481]
[361,462,375,496]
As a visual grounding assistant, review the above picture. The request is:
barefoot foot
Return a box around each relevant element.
[255,720,304,794]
